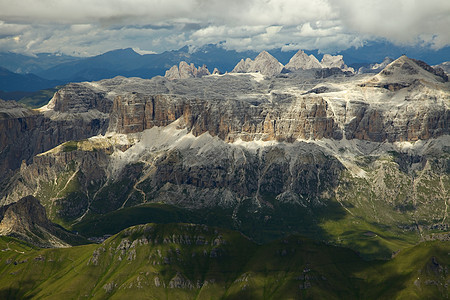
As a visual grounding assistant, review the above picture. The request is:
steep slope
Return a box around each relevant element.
[0,196,83,248]
[362,55,448,91]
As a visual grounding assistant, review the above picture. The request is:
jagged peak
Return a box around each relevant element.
[255,50,274,60]
[231,50,283,77]
[165,61,211,80]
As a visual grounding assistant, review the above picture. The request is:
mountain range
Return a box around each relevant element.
[0,48,449,298]
[0,41,449,93]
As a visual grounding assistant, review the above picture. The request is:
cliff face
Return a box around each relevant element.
[0,83,111,180]
[108,57,449,143]
[0,56,448,243]
[108,93,342,141]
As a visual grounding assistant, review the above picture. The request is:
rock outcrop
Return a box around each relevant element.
[0,83,111,181]
[284,50,323,71]
[320,54,354,73]
[232,51,283,76]
[165,62,210,80]
[232,50,354,76]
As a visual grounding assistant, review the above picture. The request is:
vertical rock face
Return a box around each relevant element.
[48,83,112,113]
[108,92,342,141]
[165,62,211,80]
[0,83,111,180]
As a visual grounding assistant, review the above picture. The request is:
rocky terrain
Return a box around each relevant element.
[0,51,448,298]
[0,195,82,248]
[232,50,354,76]
[165,61,215,80]
[0,53,447,255]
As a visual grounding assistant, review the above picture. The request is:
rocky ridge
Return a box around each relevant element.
[232,50,354,76]
[435,61,450,75]
[164,61,211,80]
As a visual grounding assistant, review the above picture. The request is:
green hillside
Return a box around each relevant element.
[0,223,448,299]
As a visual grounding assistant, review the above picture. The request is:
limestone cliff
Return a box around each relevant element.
[0,55,448,243]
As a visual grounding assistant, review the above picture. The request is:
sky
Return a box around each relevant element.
[0,0,449,56]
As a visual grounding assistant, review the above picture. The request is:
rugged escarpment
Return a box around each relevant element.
[108,56,449,143]
[108,93,342,141]
[2,55,447,182]
[0,195,80,247]
[0,83,111,179]
[0,55,449,250]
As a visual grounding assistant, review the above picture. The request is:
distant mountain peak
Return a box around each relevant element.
[357,57,394,74]
[321,54,354,72]
[232,50,283,77]
[100,48,141,57]
[362,55,448,91]
[284,50,322,71]
[165,61,211,80]
[379,55,448,82]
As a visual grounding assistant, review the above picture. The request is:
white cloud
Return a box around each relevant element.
[0,0,448,55]
[332,0,450,48]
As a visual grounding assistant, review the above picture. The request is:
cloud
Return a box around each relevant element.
[332,0,450,48]
[0,0,448,55]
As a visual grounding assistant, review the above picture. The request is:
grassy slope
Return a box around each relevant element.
[70,199,420,260]
[0,224,448,299]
